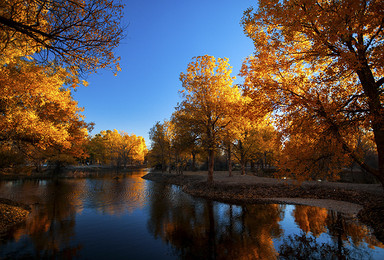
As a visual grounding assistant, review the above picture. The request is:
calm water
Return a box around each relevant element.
[0,170,383,259]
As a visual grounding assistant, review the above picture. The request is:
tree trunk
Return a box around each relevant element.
[264,151,268,169]
[227,143,232,177]
[240,140,246,175]
[35,161,42,173]
[376,159,384,189]
[161,147,166,172]
[168,147,172,173]
[373,128,384,189]
[355,63,384,189]
[208,149,214,183]
[192,151,196,171]
[241,161,246,176]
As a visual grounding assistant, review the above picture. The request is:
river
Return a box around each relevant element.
[0,170,383,259]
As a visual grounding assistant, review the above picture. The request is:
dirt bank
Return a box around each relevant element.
[142,171,384,242]
[0,198,31,235]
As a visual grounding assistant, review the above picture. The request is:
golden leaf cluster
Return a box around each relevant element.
[88,130,147,167]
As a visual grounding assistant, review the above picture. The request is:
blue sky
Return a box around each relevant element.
[73,0,256,146]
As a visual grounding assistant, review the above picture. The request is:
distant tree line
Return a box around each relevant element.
[87,129,147,168]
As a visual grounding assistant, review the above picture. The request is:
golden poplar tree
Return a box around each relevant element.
[171,110,202,173]
[0,59,91,170]
[91,130,147,168]
[241,0,384,186]
[0,60,88,148]
[148,121,173,172]
[176,55,242,183]
[232,119,280,176]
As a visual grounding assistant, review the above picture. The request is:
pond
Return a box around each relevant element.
[0,170,383,259]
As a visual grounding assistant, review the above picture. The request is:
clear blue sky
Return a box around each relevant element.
[73,0,256,146]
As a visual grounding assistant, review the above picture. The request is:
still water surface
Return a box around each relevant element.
[0,170,384,259]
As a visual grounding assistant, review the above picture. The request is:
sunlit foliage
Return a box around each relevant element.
[0,0,124,74]
[232,118,281,176]
[1,60,85,148]
[175,55,244,182]
[149,55,282,180]
[0,59,91,171]
[148,121,172,172]
[0,0,124,172]
[88,130,147,167]
[241,0,384,185]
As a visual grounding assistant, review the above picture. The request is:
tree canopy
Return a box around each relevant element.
[0,59,92,171]
[0,1,125,172]
[0,0,124,74]
[241,0,384,186]
[88,130,147,167]
[175,55,246,182]
[0,59,88,149]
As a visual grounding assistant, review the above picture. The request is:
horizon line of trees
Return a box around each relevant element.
[0,126,148,173]
[87,129,147,168]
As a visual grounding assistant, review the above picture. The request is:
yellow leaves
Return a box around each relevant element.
[114,63,122,76]
[175,55,265,170]
[81,80,89,87]
[294,206,328,237]
[238,0,384,181]
[247,0,384,74]
[1,0,124,74]
[90,129,147,166]
[0,59,88,150]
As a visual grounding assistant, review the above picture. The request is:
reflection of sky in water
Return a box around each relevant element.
[75,210,174,259]
[1,171,384,259]
[277,205,298,237]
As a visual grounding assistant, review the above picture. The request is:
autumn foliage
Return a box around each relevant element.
[0,1,124,172]
[0,58,92,171]
[149,1,383,187]
[239,0,384,186]
[88,130,147,168]
[0,0,124,74]
[149,56,281,181]
[176,55,244,182]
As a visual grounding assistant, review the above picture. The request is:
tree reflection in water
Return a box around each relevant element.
[146,183,284,259]
[0,176,383,259]
[146,185,384,259]
[278,205,384,259]
[0,179,86,259]
[0,174,148,259]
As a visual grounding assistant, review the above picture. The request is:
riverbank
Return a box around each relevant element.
[142,170,384,242]
[0,199,31,235]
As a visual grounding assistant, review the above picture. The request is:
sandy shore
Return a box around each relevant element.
[143,170,384,241]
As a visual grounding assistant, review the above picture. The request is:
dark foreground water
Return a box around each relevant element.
[0,170,383,259]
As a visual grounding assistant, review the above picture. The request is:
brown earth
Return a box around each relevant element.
[142,170,384,242]
[0,198,31,235]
